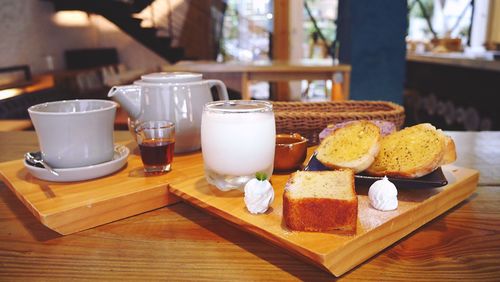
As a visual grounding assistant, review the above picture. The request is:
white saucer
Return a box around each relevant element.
[24,145,130,182]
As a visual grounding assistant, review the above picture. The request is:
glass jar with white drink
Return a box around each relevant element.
[201,100,275,191]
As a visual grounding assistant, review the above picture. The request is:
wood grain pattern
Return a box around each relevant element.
[0,131,499,280]
[168,148,479,276]
[0,119,32,131]
[272,0,290,101]
[165,60,352,72]
[0,140,186,235]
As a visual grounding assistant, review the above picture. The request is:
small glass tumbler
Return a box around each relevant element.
[135,121,175,173]
[201,100,275,191]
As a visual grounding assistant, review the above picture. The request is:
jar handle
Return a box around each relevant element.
[205,80,229,101]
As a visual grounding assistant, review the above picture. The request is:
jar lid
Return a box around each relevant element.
[137,72,202,84]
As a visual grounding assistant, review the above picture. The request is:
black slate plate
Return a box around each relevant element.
[303,152,448,188]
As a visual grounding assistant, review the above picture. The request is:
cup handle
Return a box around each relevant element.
[205,80,229,101]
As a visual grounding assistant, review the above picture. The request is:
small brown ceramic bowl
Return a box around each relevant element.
[274,133,308,171]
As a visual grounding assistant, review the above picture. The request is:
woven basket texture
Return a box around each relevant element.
[273,101,405,145]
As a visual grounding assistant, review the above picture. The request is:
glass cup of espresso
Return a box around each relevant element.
[135,121,176,173]
[201,100,276,191]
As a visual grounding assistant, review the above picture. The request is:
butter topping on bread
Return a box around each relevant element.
[316,121,381,173]
[283,170,357,233]
[366,123,456,178]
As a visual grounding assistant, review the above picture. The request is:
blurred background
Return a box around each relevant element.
[1,0,499,130]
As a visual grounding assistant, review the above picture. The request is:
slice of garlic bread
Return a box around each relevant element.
[366,123,452,178]
[441,134,457,165]
[316,121,381,173]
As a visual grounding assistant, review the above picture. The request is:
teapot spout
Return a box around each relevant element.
[107,85,141,120]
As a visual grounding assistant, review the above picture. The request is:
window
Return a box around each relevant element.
[408,0,473,52]
[220,0,273,62]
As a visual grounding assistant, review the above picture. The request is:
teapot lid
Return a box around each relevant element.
[137,72,202,84]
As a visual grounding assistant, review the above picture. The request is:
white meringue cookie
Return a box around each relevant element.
[244,178,274,214]
[368,176,398,211]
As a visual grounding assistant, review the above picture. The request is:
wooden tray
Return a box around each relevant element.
[168,149,479,277]
[0,142,198,235]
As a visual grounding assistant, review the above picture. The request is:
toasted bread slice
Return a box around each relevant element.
[283,170,357,233]
[316,121,381,173]
[366,123,453,178]
[441,134,457,165]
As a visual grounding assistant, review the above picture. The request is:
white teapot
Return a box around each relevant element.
[108,72,228,153]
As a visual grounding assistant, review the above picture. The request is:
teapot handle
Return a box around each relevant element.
[205,80,229,101]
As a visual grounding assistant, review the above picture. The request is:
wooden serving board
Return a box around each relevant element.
[168,149,479,277]
[0,142,202,235]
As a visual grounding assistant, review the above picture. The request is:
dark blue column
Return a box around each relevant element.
[337,0,407,104]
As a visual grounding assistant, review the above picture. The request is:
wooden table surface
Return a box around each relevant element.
[0,131,499,281]
[162,60,351,101]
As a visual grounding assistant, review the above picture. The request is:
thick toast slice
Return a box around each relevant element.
[283,170,357,233]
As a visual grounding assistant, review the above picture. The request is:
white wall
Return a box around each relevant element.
[0,0,167,75]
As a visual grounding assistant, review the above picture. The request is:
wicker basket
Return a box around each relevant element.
[273,101,405,145]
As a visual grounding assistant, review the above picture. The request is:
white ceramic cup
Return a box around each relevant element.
[28,99,117,168]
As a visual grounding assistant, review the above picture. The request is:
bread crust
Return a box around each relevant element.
[283,196,358,233]
[441,136,457,165]
[318,142,380,174]
[283,171,358,234]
